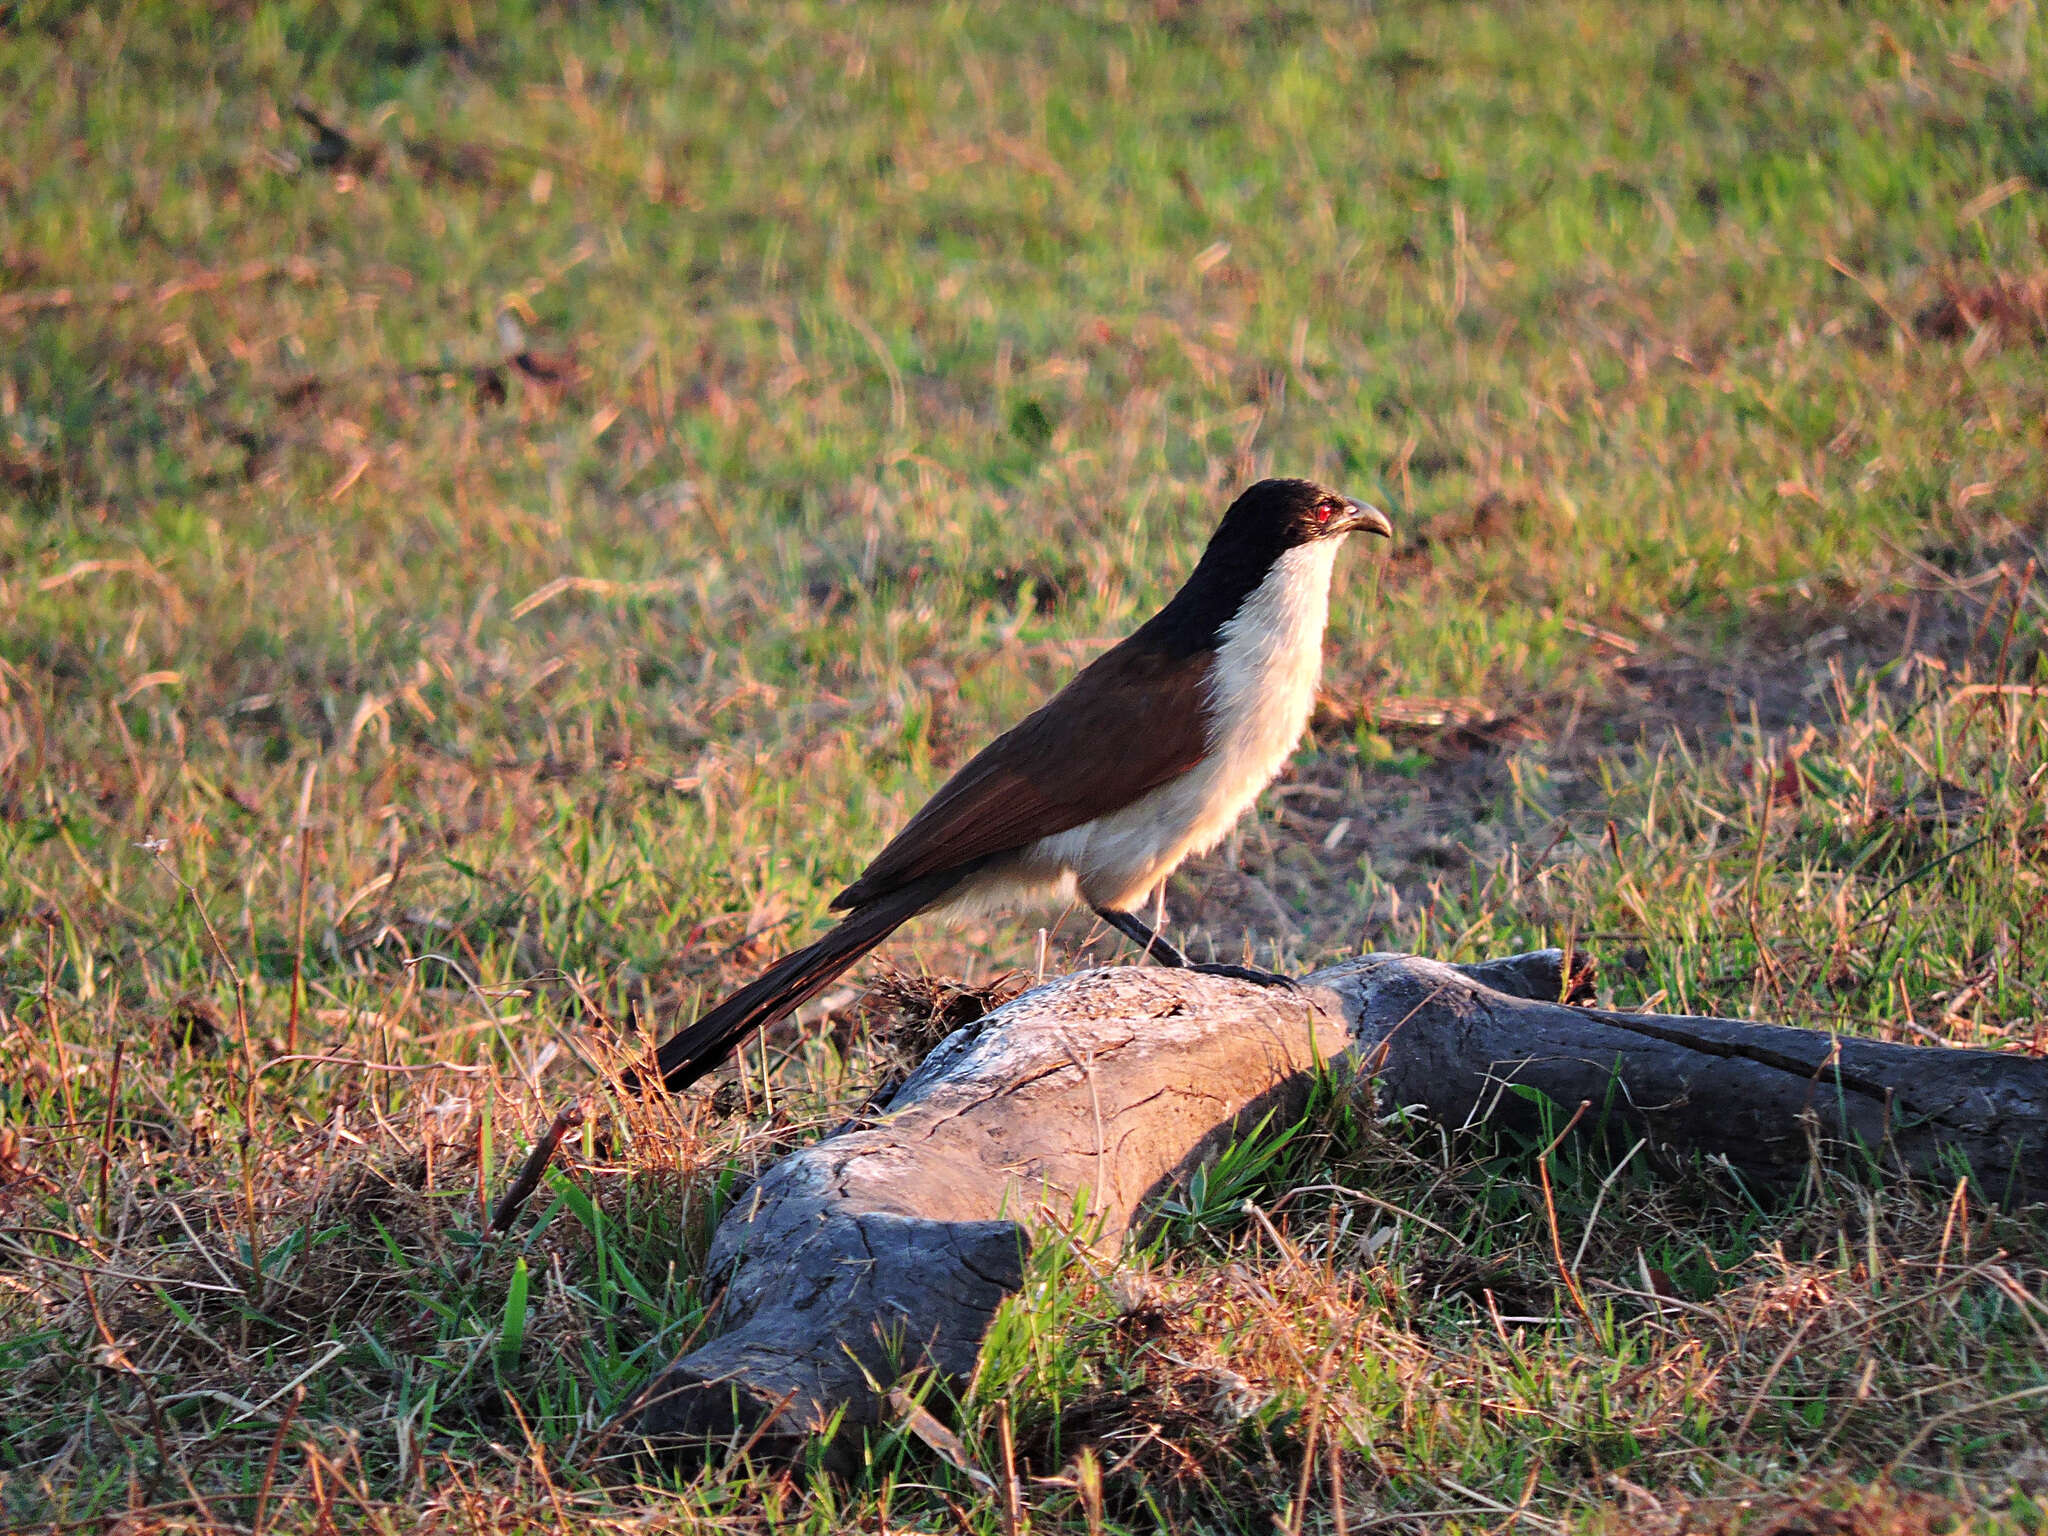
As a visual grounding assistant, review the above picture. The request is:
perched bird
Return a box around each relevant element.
[649,478,1391,1092]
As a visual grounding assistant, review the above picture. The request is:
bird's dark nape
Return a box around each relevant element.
[642,869,964,1093]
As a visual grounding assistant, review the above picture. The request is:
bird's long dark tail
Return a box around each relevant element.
[645,870,963,1093]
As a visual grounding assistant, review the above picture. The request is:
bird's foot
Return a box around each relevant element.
[1188,962,1298,990]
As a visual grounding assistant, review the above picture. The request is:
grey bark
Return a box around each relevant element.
[615,950,2047,1460]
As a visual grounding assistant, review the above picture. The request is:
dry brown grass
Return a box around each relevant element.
[7,0,2048,1529]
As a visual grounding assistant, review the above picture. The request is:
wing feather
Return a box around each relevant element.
[831,639,1212,909]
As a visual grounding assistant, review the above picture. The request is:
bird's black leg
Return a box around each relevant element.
[1092,906,1191,968]
[1091,907,1296,990]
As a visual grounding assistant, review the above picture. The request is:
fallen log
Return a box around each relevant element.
[616,950,2047,1459]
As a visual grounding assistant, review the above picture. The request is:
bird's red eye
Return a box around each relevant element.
[1315,501,1334,523]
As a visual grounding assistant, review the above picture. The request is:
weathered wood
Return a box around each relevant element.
[1327,954,2046,1201]
[617,950,2047,1459]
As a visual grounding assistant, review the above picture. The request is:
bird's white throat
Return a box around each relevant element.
[1200,534,1343,808]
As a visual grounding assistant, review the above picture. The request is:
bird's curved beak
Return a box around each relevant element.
[1342,499,1393,540]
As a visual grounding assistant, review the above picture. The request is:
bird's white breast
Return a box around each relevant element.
[1010,537,1342,913]
[1198,535,1341,820]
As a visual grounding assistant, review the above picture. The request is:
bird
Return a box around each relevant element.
[646,477,1391,1093]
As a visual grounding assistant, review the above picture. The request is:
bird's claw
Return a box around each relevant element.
[1188,962,1298,990]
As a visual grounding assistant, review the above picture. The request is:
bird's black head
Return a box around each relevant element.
[1189,479,1393,590]
[1138,478,1392,657]
[1210,477,1393,558]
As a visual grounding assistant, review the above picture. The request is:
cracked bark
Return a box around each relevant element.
[616,950,2047,1462]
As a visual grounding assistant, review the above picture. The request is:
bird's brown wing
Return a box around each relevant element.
[831,638,1214,909]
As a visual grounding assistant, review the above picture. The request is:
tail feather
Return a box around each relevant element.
[647,871,961,1093]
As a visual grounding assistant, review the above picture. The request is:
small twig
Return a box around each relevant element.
[1535,1100,1594,1323]
[1496,1459,1545,1536]
[1993,560,2034,686]
[82,1270,171,1489]
[1824,253,1920,352]
[1570,1137,1649,1275]
[1935,1178,1969,1280]
[1886,1380,2048,1474]
[0,653,49,797]
[0,256,322,321]
[286,763,317,1055]
[41,918,80,1132]
[1948,682,2048,701]
[149,847,265,1300]
[1730,1312,1819,1448]
[732,1385,802,1464]
[998,1400,1028,1536]
[253,1386,303,1536]
[1288,1337,1334,1536]
[502,1389,574,1532]
[489,1102,585,1232]
[1745,775,1782,1005]
[1354,1509,1518,1531]
[97,1038,124,1236]
[509,574,689,621]
[261,1052,486,1077]
[0,1231,237,1294]
[1267,1182,1462,1244]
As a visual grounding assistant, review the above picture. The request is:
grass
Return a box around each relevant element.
[3,0,2047,1528]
